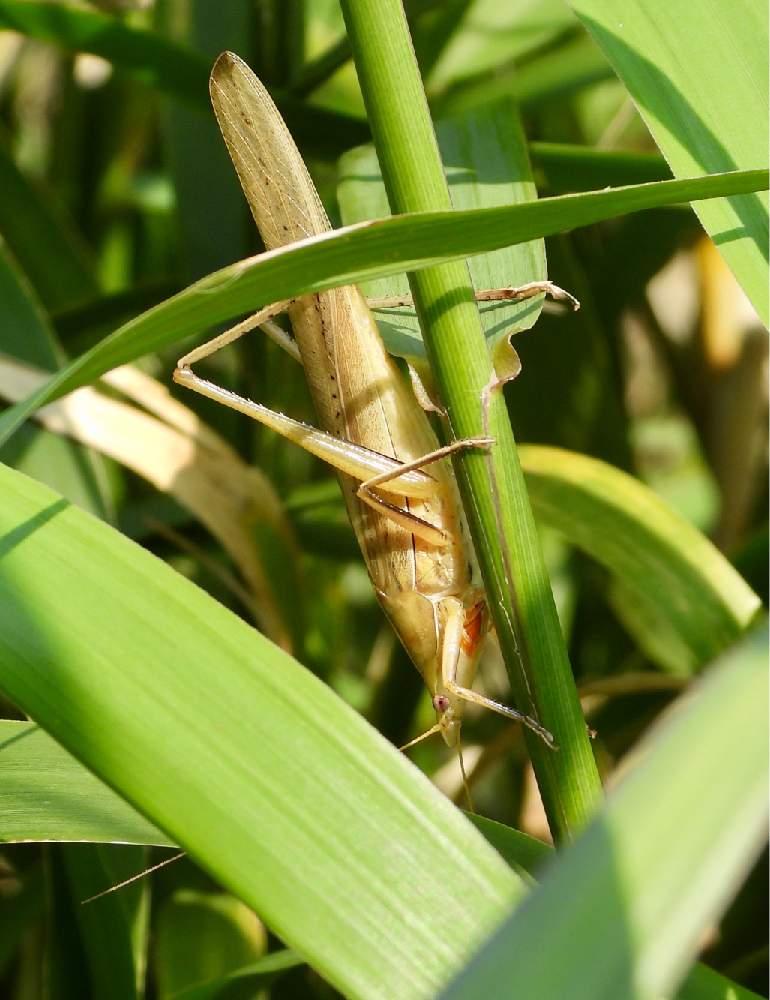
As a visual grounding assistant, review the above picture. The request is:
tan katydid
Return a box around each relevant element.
[175,51,569,758]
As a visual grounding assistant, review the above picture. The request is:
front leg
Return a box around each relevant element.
[367,280,580,312]
[440,598,556,748]
[444,679,556,748]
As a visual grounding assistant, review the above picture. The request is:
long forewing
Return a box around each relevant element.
[209,51,330,250]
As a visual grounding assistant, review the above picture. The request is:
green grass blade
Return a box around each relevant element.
[471,815,765,1000]
[0,242,64,371]
[676,963,765,1000]
[6,721,758,999]
[154,889,267,998]
[6,716,561,888]
[530,142,671,192]
[62,844,149,1000]
[0,721,173,846]
[439,623,769,1000]
[520,446,761,674]
[4,715,757,999]
[172,950,303,999]
[466,815,552,880]
[435,30,613,116]
[569,0,769,324]
[0,463,525,1000]
[420,0,576,95]
[0,167,765,448]
[0,241,113,519]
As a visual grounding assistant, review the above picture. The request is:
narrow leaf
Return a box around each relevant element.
[520,445,761,673]
[0,464,524,999]
[0,168,764,451]
[569,0,769,323]
[440,625,769,1000]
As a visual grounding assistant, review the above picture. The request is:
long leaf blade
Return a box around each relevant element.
[520,446,761,673]
[439,624,769,1000]
[569,0,769,323]
[0,168,765,447]
[0,463,524,1000]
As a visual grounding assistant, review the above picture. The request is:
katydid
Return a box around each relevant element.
[175,51,562,755]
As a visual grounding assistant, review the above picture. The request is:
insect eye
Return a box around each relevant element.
[433,694,450,713]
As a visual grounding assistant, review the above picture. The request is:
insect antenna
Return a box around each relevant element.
[399,723,442,752]
[80,851,185,904]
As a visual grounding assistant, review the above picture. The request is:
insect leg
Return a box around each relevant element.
[367,281,580,312]
[353,436,496,545]
[358,436,494,496]
[446,679,557,747]
[177,299,297,371]
[174,372,449,547]
[440,602,556,748]
[473,280,580,310]
[354,437,495,544]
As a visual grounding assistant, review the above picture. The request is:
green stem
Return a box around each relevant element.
[340,0,601,840]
